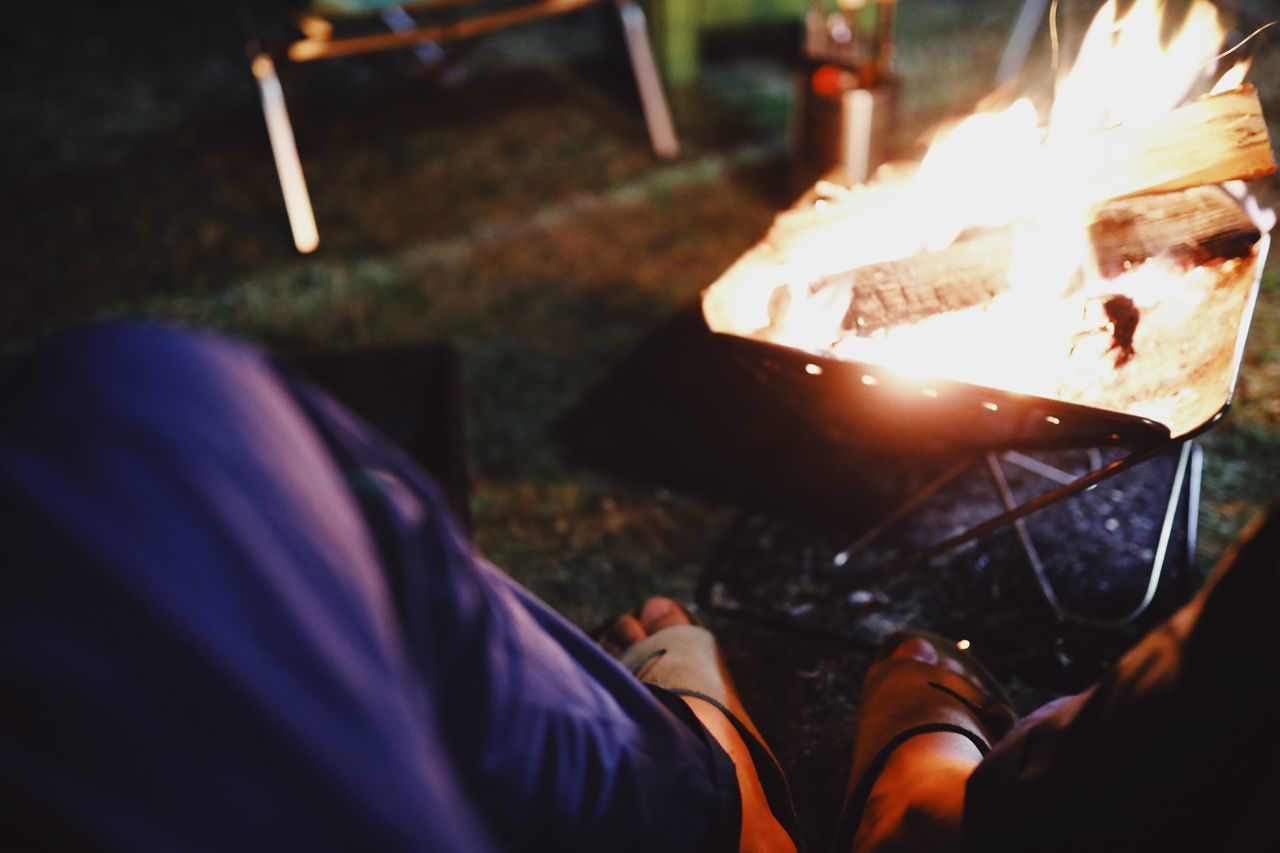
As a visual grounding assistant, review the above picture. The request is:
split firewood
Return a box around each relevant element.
[1069,85,1275,203]
[1088,185,1261,277]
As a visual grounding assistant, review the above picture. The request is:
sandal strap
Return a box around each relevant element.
[620,624,804,851]
[835,721,990,849]
[664,688,805,851]
[619,625,731,707]
[592,601,703,649]
[836,656,1013,850]
[878,629,1014,712]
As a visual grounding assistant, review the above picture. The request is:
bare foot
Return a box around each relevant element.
[851,637,986,853]
[886,636,977,682]
[603,598,796,853]
[599,596,689,654]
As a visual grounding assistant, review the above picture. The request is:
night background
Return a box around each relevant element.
[3,1,1277,846]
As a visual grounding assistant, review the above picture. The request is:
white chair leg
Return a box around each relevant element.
[252,54,320,253]
[996,0,1051,85]
[615,0,679,159]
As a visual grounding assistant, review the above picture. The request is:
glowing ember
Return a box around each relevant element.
[703,0,1275,439]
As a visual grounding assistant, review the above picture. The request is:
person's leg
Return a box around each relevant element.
[602,598,799,853]
[840,635,1004,853]
[0,323,490,850]
[848,639,983,852]
[287,338,787,852]
[0,323,739,852]
[842,501,1280,853]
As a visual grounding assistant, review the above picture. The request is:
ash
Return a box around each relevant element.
[698,444,1198,847]
[704,444,1195,689]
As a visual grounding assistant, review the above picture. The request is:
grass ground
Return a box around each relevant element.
[6,1,1275,620]
[3,1,1278,842]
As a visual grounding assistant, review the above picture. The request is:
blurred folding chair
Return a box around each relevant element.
[244,0,680,253]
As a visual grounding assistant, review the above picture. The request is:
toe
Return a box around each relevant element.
[886,637,940,665]
[638,596,692,634]
[939,654,971,679]
[602,613,647,656]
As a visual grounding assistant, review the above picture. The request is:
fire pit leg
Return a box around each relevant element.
[985,452,1050,596]
[983,441,1195,627]
[835,439,1188,604]
[1186,442,1203,574]
[832,458,976,567]
[698,441,1205,643]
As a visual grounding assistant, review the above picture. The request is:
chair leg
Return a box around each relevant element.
[996,0,1050,85]
[379,5,446,67]
[252,54,320,253]
[614,0,679,159]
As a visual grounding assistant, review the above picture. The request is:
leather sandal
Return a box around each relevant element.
[835,630,1017,849]
[604,604,804,850]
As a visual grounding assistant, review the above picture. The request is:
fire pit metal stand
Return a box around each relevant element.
[828,438,1199,627]
[692,178,1266,640]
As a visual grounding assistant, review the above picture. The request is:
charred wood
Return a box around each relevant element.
[1089,185,1261,277]
[1103,295,1140,367]
[818,229,1014,335]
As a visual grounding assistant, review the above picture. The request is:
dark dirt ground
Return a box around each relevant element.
[4,2,1279,849]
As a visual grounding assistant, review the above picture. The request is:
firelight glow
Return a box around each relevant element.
[1211,59,1252,95]
[703,0,1272,410]
[1049,0,1224,140]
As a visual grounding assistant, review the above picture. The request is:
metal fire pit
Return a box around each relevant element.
[714,335,1172,453]
[700,231,1267,627]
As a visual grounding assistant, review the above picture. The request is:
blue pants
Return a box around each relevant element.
[0,324,739,851]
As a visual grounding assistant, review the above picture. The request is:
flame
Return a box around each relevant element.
[780,0,1230,284]
[910,99,1045,251]
[708,0,1272,406]
[1049,0,1223,141]
[905,0,1228,256]
[1211,59,1252,95]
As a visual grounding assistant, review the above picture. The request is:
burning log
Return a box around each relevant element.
[1089,185,1261,277]
[703,0,1275,445]
[820,229,1014,335]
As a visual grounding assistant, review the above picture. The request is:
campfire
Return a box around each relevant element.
[703,0,1276,443]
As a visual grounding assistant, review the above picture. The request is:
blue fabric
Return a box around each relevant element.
[0,323,738,851]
